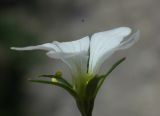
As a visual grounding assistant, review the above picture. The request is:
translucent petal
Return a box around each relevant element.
[46,50,89,77]
[89,27,139,75]
[11,36,90,77]
[118,29,140,50]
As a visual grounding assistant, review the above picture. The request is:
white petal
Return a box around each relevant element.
[11,36,90,77]
[47,51,88,77]
[47,37,90,77]
[118,29,140,50]
[89,27,139,75]
[11,43,57,51]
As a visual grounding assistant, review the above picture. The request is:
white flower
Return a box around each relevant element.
[11,27,139,78]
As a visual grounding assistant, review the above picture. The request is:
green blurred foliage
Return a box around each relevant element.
[0,16,40,116]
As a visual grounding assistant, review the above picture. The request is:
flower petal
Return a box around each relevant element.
[11,36,90,77]
[47,36,89,77]
[118,29,140,50]
[11,43,58,51]
[89,27,139,75]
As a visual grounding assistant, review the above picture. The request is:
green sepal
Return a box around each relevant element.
[85,57,126,99]
[28,79,78,99]
[80,76,104,116]
[96,57,126,94]
[85,76,103,99]
[38,74,72,88]
[104,57,126,77]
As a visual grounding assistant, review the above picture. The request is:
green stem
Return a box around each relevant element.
[82,113,92,116]
[76,99,93,116]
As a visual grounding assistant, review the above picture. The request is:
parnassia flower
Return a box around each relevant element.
[11,27,139,116]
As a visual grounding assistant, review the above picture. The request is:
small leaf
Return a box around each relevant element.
[29,79,78,99]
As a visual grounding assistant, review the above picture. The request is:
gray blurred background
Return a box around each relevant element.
[0,0,159,116]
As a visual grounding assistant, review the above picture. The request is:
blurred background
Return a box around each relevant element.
[0,0,160,116]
